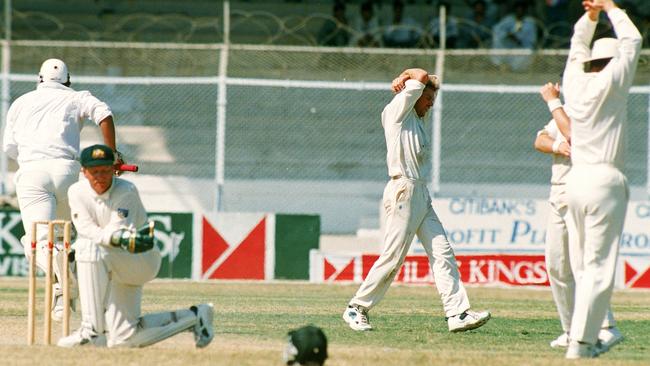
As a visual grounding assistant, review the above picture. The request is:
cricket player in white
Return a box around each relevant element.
[534,104,621,350]
[552,0,641,359]
[342,68,490,332]
[57,145,214,348]
[2,58,123,321]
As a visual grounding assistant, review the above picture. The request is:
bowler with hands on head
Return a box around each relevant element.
[57,144,214,348]
[342,68,490,333]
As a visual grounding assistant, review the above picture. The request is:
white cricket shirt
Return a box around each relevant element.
[382,79,430,181]
[2,81,113,164]
[562,9,641,170]
[68,177,147,253]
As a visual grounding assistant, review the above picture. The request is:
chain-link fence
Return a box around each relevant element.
[3,44,649,186]
[1,2,649,233]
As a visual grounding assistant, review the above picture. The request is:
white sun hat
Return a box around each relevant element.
[580,37,620,63]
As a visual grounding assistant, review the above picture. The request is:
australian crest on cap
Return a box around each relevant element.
[92,148,106,160]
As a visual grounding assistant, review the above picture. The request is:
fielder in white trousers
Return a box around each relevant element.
[342,68,489,332]
[553,0,641,358]
[565,165,627,344]
[14,160,80,310]
[535,117,618,349]
[352,178,469,316]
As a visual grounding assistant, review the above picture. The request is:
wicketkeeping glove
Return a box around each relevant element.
[110,222,155,253]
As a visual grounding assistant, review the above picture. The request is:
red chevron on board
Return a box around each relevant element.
[202,217,229,274]
[324,257,355,281]
[625,261,638,285]
[625,260,650,288]
[324,259,337,279]
[202,217,266,279]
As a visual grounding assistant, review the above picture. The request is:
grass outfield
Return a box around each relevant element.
[1,278,649,365]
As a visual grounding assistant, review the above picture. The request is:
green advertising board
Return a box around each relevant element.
[0,209,193,279]
[149,212,193,279]
[274,214,320,280]
[0,209,28,277]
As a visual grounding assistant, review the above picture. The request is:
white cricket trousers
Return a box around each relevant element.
[565,164,628,344]
[350,178,470,317]
[75,240,198,347]
[544,185,615,333]
[15,159,79,284]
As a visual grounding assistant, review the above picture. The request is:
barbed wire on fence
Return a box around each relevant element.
[6,9,649,49]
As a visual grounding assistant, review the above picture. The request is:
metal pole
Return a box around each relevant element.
[647,93,650,197]
[431,4,446,196]
[0,0,12,195]
[214,0,229,211]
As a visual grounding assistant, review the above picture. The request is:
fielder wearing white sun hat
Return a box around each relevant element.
[580,37,620,64]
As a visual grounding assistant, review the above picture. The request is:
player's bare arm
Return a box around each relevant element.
[391,68,429,93]
[551,105,572,145]
[99,116,117,152]
[540,82,571,143]
[535,132,570,157]
[98,115,127,175]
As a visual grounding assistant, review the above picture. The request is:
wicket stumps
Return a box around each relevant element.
[27,220,72,345]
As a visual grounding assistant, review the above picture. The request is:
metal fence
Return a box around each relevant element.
[1,1,649,233]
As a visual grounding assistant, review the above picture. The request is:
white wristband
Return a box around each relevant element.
[547,99,562,113]
[552,139,562,153]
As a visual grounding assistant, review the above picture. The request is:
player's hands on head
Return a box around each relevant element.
[582,0,613,19]
[391,74,409,93]
[539,82,560,102]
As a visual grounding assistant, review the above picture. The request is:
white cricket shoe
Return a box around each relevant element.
[57,327,106,348]
[342,304,372,331]
[191,303,214,348]
[550,332,569,348]
[447,310,491,332]
[599,326,623,351]
[566,340,605,359]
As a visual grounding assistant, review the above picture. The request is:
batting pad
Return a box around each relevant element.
[116,309,197,348]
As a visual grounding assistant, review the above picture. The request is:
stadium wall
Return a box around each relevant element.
[0,209,320,281]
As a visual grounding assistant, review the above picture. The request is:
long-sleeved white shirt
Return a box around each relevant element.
[68,177,147,259]
[538,119,570,185]
[2,81,112,165]
[381,79,430,181]
[561,8,642,170]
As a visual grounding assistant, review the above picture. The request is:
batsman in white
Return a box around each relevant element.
[553,0,641,359]
[57,144,214,348]
[2,58,124,321]
[535,84,622,351]
[342,68,490,332]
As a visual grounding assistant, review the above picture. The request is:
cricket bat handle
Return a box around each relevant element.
[116,164,139,172]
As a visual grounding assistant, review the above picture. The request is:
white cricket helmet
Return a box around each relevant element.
[581,37,620,64]
[38,58,69,84]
